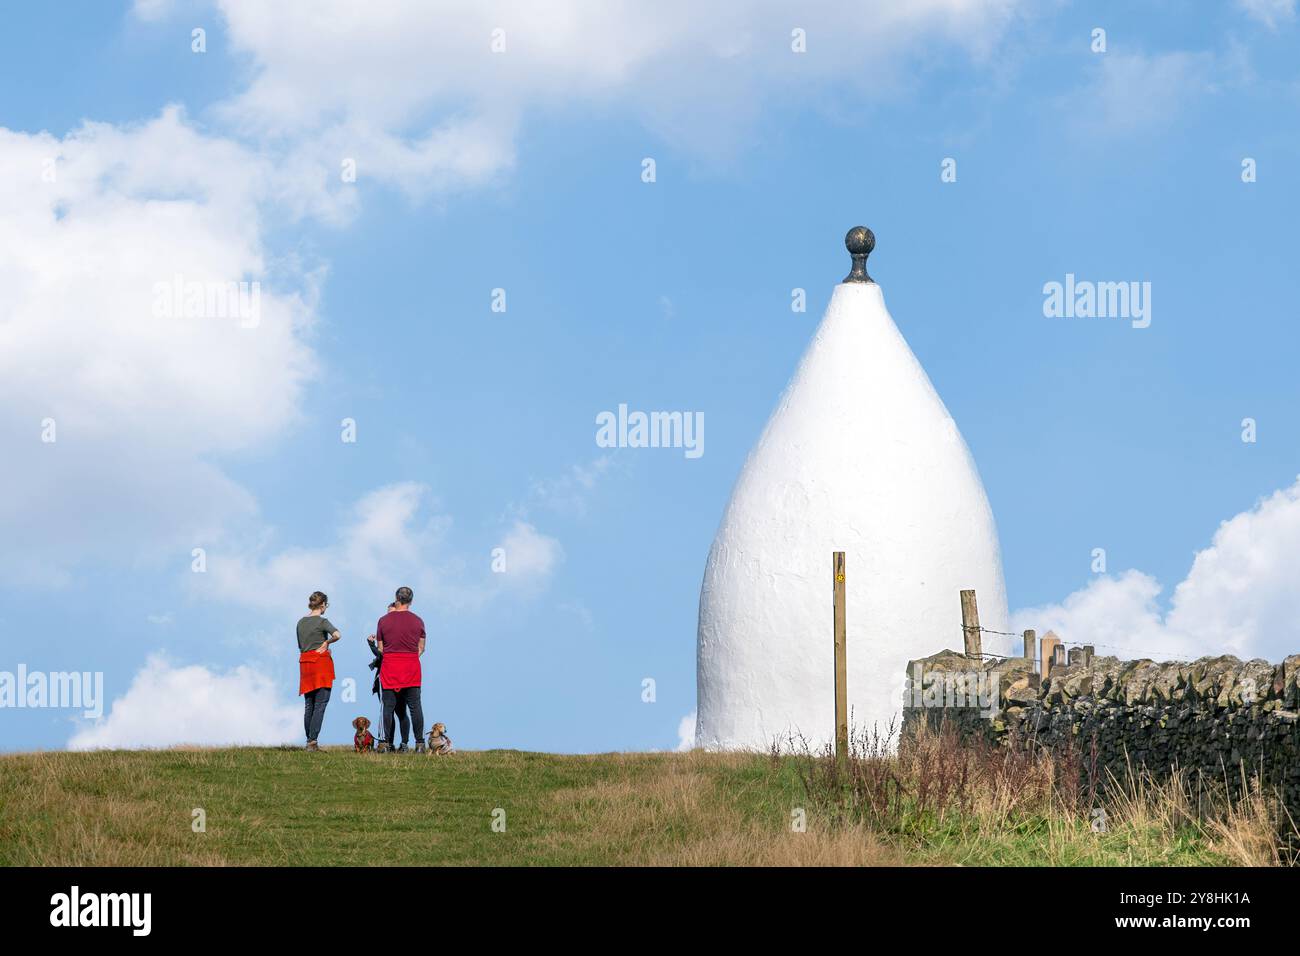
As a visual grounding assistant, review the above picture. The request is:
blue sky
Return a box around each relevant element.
[3,0,1300,752]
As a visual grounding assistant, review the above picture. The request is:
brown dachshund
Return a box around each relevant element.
[352,716,375,752]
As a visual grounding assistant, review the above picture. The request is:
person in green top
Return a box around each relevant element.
[297,605,340,653]
[297,591,341,750]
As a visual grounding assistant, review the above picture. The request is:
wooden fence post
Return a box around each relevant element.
[833,552,847,760]
[960,589,982,658]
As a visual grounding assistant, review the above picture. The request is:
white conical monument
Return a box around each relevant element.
[695,226,1009,751]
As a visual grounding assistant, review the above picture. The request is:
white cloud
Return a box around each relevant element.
[1012,570,1195,660]
[1063,51,1219,137]
[1012,477,1300,663]
[527,457,615,517]
[558,601,595,632]
[497,520,564,585]
[0,108,327,581]
[1237,0,1296,30]
[69,654,300,749]
[201,482,562,616]
[130,0,173,22]
[202,0,1026,185]
[202,481,450,613]
[676,710,696,752]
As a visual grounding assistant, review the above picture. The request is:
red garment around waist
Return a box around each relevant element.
[380,651,421,690]
[299,650,335,695]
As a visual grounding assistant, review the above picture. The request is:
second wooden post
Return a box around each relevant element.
[960,589,982,658]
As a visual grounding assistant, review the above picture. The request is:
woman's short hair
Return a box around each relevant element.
[395,586,414,606]
[308,591,328,611]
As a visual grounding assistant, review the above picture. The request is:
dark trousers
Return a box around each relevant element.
[383,687,423,745]
[303,687,330,743]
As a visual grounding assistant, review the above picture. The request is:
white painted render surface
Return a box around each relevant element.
[695,280,1009,750]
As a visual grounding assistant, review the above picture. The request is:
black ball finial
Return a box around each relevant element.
[843,226,875,283]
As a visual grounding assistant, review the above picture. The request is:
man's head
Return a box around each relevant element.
[394,586,414,609]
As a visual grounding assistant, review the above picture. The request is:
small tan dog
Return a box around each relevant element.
[352,716,375,752]
[426,722,453,755]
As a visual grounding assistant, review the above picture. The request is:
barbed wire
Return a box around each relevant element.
[966,625,1195,660]
[969,625,1020,637]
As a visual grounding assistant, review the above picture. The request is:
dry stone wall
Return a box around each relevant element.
[901,649,1300,818]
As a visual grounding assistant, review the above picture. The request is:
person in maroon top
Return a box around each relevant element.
[369,586,426,753]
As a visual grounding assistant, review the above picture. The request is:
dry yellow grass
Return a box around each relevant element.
[2,751,231,865]
[543,750,900,866]
[789,722,1294,866]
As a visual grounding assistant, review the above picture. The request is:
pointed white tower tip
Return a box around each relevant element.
[695,227,1009,751]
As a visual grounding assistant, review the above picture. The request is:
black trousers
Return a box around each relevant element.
[382,687,423,745]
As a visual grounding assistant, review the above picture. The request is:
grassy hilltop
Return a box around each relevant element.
[0,743,1285,866]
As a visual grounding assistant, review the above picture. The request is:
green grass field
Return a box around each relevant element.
[0,744,1282,866]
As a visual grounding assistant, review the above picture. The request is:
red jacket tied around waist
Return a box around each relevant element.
[377,609,425,690]
[299,649,335,695]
